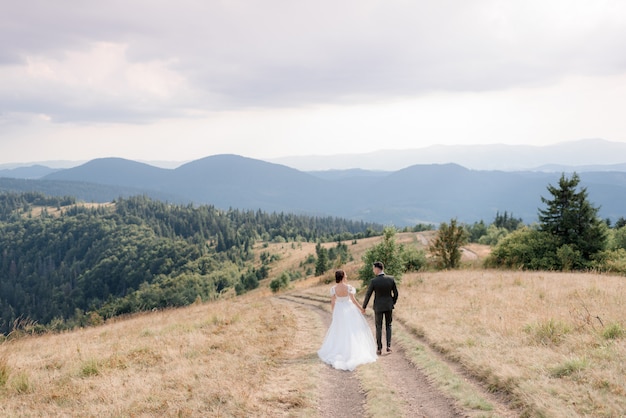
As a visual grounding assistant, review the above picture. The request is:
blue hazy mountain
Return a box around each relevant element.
[1,155,625,226]
[269,138,626,171]
[0,164,61,179]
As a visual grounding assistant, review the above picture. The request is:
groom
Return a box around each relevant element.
[362,261,398,355]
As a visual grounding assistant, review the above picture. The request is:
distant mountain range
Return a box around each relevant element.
[0,164,62,179]
[2,138,626,174]
[2,152,626,226]
[269,138,626,171]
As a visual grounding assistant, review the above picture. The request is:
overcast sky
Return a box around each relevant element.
[2,0,626,166]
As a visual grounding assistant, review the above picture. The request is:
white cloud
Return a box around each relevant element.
[1,0,626,163]
[1,42,196,122]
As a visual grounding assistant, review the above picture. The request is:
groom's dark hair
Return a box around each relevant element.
[373,261,384,270]
[335,270,345,283]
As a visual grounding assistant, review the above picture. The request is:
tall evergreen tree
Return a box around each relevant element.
[314,243,329,276]
[615,217,626,229]
[538,173,607,265]
[493,211,523,231]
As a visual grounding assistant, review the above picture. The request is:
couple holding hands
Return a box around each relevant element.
[317,261,399,371]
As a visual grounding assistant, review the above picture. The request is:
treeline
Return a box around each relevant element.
[0,193,383,335]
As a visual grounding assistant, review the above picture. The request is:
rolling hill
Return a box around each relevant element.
[2,155,626,225]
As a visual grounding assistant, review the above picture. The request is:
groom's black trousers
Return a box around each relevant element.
[374,310,393,350]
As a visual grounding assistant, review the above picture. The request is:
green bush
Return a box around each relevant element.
[0,356,10,387]
[613,226,626,249]
[524,319,571,346]
[485,227,560,270]
[549,357,588,378]
[606,226,626,250]
[593,249,626,274]
[478,224,509,246]
[402,246,427,272]
[269,272,290,293]
[465,220,488,243]
[602,322,625,340]
[429,219,467,269]
[556,244,581,271]
[11,371,31,393]
[358,227,404,285]
[80,359,101,377]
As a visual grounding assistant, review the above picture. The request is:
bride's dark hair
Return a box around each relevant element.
[335,270,345,283]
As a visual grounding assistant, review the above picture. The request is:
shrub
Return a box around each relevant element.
[0,356,10,387]
[429,219,467,269]
[465,220,488,243]
[402,246,427,272]
[611,226,626,250]
[80,358,101,377]
[478,224,509,246]
[593,249,626,274]
[269,273,290,293]
[525,319,571,346]
[549,357,588,378]
[602,323,625,340]
[358,227,404,285]
[485,227,560,270]
[556,244,581,271]
[88,311,104,326]
[11,371,31,393]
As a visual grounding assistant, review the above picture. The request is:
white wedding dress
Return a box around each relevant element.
[317,285,378,371]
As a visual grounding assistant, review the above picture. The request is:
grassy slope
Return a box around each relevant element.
[1,233,625,417]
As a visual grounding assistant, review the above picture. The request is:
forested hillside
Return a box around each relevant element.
[0,193,382,335]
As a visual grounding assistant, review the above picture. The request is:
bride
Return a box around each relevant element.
[317,269,378,371]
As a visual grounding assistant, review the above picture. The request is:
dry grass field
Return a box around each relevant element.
[396,269,626,417]
[1,232,625,417]
[0,294,309,417]
[24,202,115,218]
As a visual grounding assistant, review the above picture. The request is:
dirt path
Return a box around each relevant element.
[275,295,368,417]
[277,293,462,417]
[460,247,478,260]
[373,345,460,417]
[319,360,367,417]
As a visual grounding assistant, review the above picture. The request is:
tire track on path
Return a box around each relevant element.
[278,293,461,417]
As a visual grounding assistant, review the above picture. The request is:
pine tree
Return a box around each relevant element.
[315,243,329,276]
[538,173,607,264]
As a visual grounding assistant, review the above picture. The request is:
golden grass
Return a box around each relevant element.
[298,233,626,416]
[2,232,625,417]
[24,202,115,218]
[0,295,305,417]
[398,269,626,417]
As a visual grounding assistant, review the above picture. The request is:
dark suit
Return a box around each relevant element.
[362,273,398,351]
